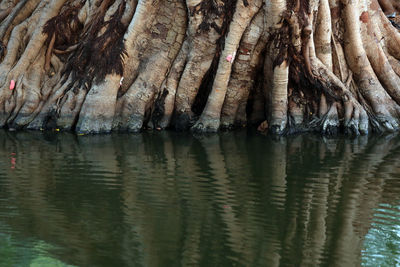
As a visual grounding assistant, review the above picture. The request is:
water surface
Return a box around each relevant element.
[0,130,399,266]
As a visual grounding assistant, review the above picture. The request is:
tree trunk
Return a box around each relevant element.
[0,0,400,135]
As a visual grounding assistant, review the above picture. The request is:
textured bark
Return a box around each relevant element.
[0,0,400,135]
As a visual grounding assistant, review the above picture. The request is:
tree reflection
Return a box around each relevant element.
[0,130,399,266]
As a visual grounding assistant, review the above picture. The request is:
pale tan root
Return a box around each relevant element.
[377,10,400,60]
[0,0,37,40]
[315,0,332,119]
[76,75,121,133]
[363,10,400,105]
[0,20,30,124]
[52,1,136,131]
[378,0,395,14]
[192,0,262,132]
[173,48,215,129]
[321,103,340,133]
[111,0,186,132]
[2,0,400,135]
[114,0,147,92]
[322,0,349,133]
[315,0,332,69]
[329,0,350,82]
[326,38,347,133]
[158,40,189,129]
[76,0,164,133]
[0,0,68,124]
[55,85,86,130]
[44,32,55,72]
[308,28,369,134]
[7,47,45,128]
[262,0,290,134]
[318,94,328,118]
[114,28,185,132]
[269,60,289,134]
[120,0,138,27]
[104,0,123,21]
[308,61,367,134]
[0,2,44,85]
[0,20,29,72]
[0,5,12,23]
[173,0,225,130]
[49,54,63,74]
[220,10,264,129]
[11,67,64,129]
[114,69,163,132]
[387,55,400,77]
[341,0,399,131]
[26,75,73,130]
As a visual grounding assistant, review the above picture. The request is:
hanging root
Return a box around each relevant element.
[0,0,68,127]
[157,40,189,129]
[220,10,265,129]
[111,0,186,133]
[341,0,399,132]
[173,0,232,131]
[191,0,262,133]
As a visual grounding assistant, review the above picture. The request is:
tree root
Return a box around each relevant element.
[158,40,189,129]
[309,52,369,134]
[192,0,262,133]
[0,0,399,135]
[320,103,340,135]
[220,10,264,129]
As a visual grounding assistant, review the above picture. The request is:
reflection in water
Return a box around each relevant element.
[0,130,399,266]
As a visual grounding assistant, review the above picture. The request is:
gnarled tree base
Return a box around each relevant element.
[0,0,400,135]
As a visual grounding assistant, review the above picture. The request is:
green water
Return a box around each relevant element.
[0,130,399,267]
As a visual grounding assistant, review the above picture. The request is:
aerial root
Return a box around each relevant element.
[8,48,45,129]
[1,0,400,135]
[220,10,265,129]
[309,57,368,135]
[56,85,87,130]
[364,7,400,105]
[158,40,189,129]
[26,75,73,130]
[377,11,400,60]
[112,0,186,133]
[387,55,400,77]
[192,0,262,133]
[44,33,56,72]
[0,0,30,40]
[173,0,228,131]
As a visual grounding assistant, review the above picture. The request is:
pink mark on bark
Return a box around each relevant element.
[226,52,236,63]
[360,11,369,23]
[9,80,15,90]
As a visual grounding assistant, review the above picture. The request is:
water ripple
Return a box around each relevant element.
[0,131,399,266]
